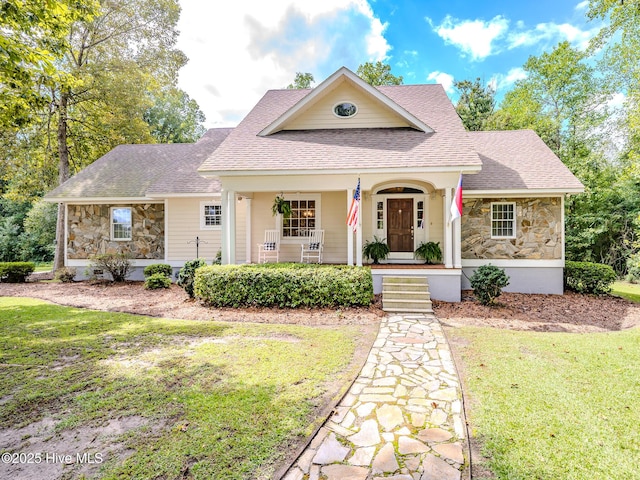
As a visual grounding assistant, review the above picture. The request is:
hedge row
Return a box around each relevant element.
[564,260,616,295]
[0,262,35,283]
[194,264,373,308]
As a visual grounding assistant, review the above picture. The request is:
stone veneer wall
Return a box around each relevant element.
[461,197,562,260]
[67,204,164,259]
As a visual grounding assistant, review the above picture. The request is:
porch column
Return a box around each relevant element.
[356,207,363,267]
[227,190,236,264]
[245,197,252,264]
[453,210,462,268]
[444,188,453,268]
[347,188,354,266]
[221,189,229,264]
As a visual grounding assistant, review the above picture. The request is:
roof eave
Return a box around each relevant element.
[464,188,585,197]
[43,196,158,203]
[199,165,482,177]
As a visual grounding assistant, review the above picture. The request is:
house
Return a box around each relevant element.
[45,67,583,301]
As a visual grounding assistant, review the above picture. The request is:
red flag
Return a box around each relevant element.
[450,174,462,221]
[347,179,360,232]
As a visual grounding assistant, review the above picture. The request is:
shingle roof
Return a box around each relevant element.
[198,84,482,173]
[45,128,232,200]
[465,130,584,192]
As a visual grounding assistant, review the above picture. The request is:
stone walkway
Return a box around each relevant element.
[282,313,466,480]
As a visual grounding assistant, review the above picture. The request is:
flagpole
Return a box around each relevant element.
[356,176,362,267]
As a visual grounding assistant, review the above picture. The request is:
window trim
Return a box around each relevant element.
[491,202,516,239]
[111,207,132,241]
[200,201,222,230]
[332,101,358,118]
[278,194,321,244]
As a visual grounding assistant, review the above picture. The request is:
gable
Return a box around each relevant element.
[258,67,433,136]
[282,78,412,131]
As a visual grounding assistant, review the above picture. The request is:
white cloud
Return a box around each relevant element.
[426,71,455,93]
[426,15,509,61]
[507,22,600,51]
[490,67,527,92]
[176,0,390,127]
[574,1,589,11]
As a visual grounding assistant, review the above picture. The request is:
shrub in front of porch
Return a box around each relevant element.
[194,264,373,308]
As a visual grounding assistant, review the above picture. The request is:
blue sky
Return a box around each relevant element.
[176,0,600,127]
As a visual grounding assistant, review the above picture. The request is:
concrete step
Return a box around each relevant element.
[382,291,431,301]
[383,283,430,293]
[382,299,433,313]
[383,276,428,285]
[382,275,433,313]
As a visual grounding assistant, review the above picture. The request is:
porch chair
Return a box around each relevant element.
[258,229,280,263]
[300,230,324,263]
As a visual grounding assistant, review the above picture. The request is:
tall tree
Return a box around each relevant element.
[0,0,98,130]
[144,88,206,143]
[489,41,607,157]
[356,61,403,86]
[453,78,496,131]
[287,72,314,89]
[587,0,640,173]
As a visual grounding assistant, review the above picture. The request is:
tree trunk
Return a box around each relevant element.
[53,91,71,272]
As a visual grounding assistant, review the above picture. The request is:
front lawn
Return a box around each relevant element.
[449,326,640,479]
[611,280,640,303]
[0,297,362,479]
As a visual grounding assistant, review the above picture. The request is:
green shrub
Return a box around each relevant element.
[89,253,133,282]
[194,264,373,308]
[625,253,640,284]
[54,267,76,283]
[143,263,172,278]
[564,261,617,295]
[177,258,207,298]
[0,262,36,283]
[145,273,171,290]
[470,264,510,306]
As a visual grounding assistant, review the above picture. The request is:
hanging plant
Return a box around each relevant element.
[272,195,292,218]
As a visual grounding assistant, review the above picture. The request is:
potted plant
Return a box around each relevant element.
[271,195,292,218]
[363,236,390,264]
[414,241,442,264]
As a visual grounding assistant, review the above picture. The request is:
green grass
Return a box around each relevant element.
[33,261,53,272]
[0,297,361,479]
[451,326,640,480]
[611,281,640,303]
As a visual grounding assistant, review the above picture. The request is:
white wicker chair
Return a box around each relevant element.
[257,230,280,263]
[300,230,324,263]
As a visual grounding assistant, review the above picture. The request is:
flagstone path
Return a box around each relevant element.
[282,313,467,480]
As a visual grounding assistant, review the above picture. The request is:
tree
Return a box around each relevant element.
[356,61,403,86]
[144,88,206,143]
[0,0,189,270]
[453,78,496,131]
[287,72,314,89]
[490,42,607,156]
[0,0,98,130]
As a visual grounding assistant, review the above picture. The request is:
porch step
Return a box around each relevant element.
[382,276,433,314]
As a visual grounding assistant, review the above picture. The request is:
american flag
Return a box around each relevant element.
[347,178,360,232]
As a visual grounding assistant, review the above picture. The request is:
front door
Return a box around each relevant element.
[387,198,413,252]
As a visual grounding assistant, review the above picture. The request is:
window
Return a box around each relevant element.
[282,198,317,238]
[491,202,516,238]
[417,200,424,229]
[201,202,222,229]
[111,207,132,241]
[376,201,384,230]
[333,102,358,118]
